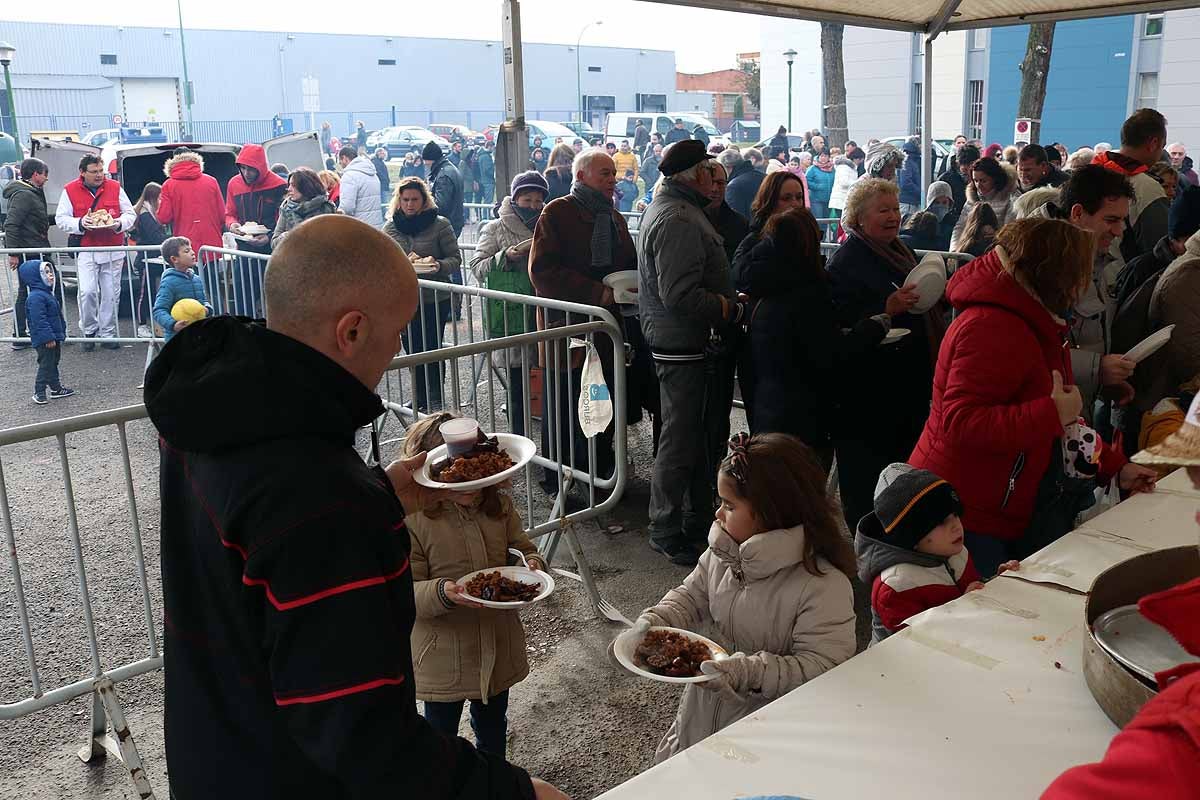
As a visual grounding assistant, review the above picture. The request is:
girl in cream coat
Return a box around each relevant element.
[634,433,858,762]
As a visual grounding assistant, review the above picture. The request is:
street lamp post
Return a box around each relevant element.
[783,49,797,133]
[176,0,194,137]
[0,41,17,148]
[576,21,602,126]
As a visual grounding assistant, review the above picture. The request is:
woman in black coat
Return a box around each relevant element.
[734,206,890,470]
[827,178,939,530]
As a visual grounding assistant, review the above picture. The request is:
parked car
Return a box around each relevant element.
[560,121,598,138]
[429,124,485,146]
[30,131,324,271]
[525,120,579,149]
[375,126,452,160]
[604,113,730,148]
[752,133,809,154]
[84,128,121,148]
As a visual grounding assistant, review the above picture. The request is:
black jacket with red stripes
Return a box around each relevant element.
[145,317,535,800]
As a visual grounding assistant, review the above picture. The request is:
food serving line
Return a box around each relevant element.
[598,469,1199,800]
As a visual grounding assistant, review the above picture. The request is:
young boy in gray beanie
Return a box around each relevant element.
[854,465,1019,643]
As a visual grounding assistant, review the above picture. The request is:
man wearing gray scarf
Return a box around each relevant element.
[637,140,746,565]
[529,150,638,501]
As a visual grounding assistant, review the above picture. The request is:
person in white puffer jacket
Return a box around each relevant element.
[336,146,383,227]
[631,432,857,763]
[828,146,864,238]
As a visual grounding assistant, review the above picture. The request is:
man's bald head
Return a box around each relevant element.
[265,215,419,387]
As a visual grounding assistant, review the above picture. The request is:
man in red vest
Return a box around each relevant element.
[54,154,135,350]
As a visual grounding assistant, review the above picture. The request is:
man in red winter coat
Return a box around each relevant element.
[1042,402,1200,799]
[224,143,287,255]
[157,150,225,261]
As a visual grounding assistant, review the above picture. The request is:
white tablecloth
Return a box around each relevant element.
[598,474,1198,800]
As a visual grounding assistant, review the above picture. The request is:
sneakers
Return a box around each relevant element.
[101,340,121,350]
[32,392,48,405]
[82,334,97,352]
[11,340,31,351]
[48,386,76,400]
[649,537,702,566]
[136,324,153,339]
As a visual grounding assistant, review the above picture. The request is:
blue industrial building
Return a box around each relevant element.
[984,16,1140,148]
[0,21,676,142]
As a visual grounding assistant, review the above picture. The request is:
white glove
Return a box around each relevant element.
[699,651,761,694]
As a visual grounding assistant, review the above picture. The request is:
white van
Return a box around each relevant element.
[29,132,324,265]
[604,113,729,148]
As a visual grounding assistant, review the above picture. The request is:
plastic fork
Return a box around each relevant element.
[596,598,634,627]
[508,548,531,569]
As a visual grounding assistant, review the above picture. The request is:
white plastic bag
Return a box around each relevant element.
[576,339,613,438]
[1078,476,1120,525]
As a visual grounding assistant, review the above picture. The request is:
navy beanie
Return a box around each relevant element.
[510,170,549,200]
[421,141,443,162]
[873,469,964,551]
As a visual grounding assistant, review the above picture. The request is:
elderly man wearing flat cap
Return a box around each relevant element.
[637,139,746,565]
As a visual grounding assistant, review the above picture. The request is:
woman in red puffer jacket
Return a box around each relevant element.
[157,149,225,259]
[908,217,1155,575]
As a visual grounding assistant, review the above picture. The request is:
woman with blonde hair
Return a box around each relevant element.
[382,175,460,412]
[825,177,931,529]
[910,217,1156,574]
[318,168,341,206]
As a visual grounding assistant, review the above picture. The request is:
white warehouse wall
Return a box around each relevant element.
[1156,10,1200,149]
[842,27,912,143]
[930,31,968,139]
[759,19,823,134]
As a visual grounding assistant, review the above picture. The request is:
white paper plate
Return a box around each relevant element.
[412,432,536,491]
[1093,603,1192,681]
[238,223,269,236]
[457,565,555,609]
[881,327,910,346]
[412,262,440,275]
[1124,324,1174,364]
[903,256,947,314]
[613,626,727,685]
[83,220,115,230]
[603,270,639,304]
[231,233,264,242]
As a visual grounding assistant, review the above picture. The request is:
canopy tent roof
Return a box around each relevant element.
[648,0,1198,35]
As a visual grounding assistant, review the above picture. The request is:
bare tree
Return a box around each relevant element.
[737,58,761,110]
[821,23,849,148]
[1017,23,1056,144]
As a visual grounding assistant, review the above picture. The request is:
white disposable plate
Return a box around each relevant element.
[238,223,269,235]
[1093,603,1192,681]
[881,327,910,345]
[412,263,440,275]
[1124,324,1174,364]
[613,626,727,685]
[603,270,639,304]
[457,565,555,609]
[82,220,114,230]
[231,233,263,242]
[412,432,536,491]
[903,257,947,314]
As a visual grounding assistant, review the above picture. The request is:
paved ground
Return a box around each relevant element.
[0,301,869,799]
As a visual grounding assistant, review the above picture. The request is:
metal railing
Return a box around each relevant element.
[0,252,627,797]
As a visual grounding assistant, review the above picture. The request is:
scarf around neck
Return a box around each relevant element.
[392,207,439,235]
[571,181,616,270]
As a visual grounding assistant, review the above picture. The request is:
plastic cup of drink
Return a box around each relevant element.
[440,418,480,457]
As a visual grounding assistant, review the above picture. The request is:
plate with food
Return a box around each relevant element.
[457,566,555,609]
[82,210,116,230]
[238,222,269,236]
[613,626,727,684]
[602,270,639,305]
[412,427,536,491]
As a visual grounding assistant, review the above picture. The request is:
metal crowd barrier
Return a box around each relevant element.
[0,259,627,798]
[818,242,976,272]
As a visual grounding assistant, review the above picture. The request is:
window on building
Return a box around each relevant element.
[587,66,602,73]
[722,94,738,114]
[911,82,923,136]
[970,28,988,50]
[100,54,118,65]
[968,80,985,141]
[377,59,396,66]
[1136,72,1159,109]
[1144,13,1165,37]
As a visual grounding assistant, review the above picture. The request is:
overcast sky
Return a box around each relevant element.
[1,1,766,72]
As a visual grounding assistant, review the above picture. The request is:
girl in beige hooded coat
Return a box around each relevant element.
[635,432,858,762]
[402,413,547,756]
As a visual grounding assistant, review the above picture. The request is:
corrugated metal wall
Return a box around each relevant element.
[0,20,677,135]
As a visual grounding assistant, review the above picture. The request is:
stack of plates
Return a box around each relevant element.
[603,270,640,305]
[903,253,947,314]
[1124,324,1174,363]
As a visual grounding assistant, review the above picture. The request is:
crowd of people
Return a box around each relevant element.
[4,103,1199,797]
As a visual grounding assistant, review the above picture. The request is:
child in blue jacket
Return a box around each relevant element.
[20,260,74,405]
[153,237,211,343]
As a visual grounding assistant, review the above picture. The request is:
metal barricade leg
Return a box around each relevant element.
[77,677,158,800]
